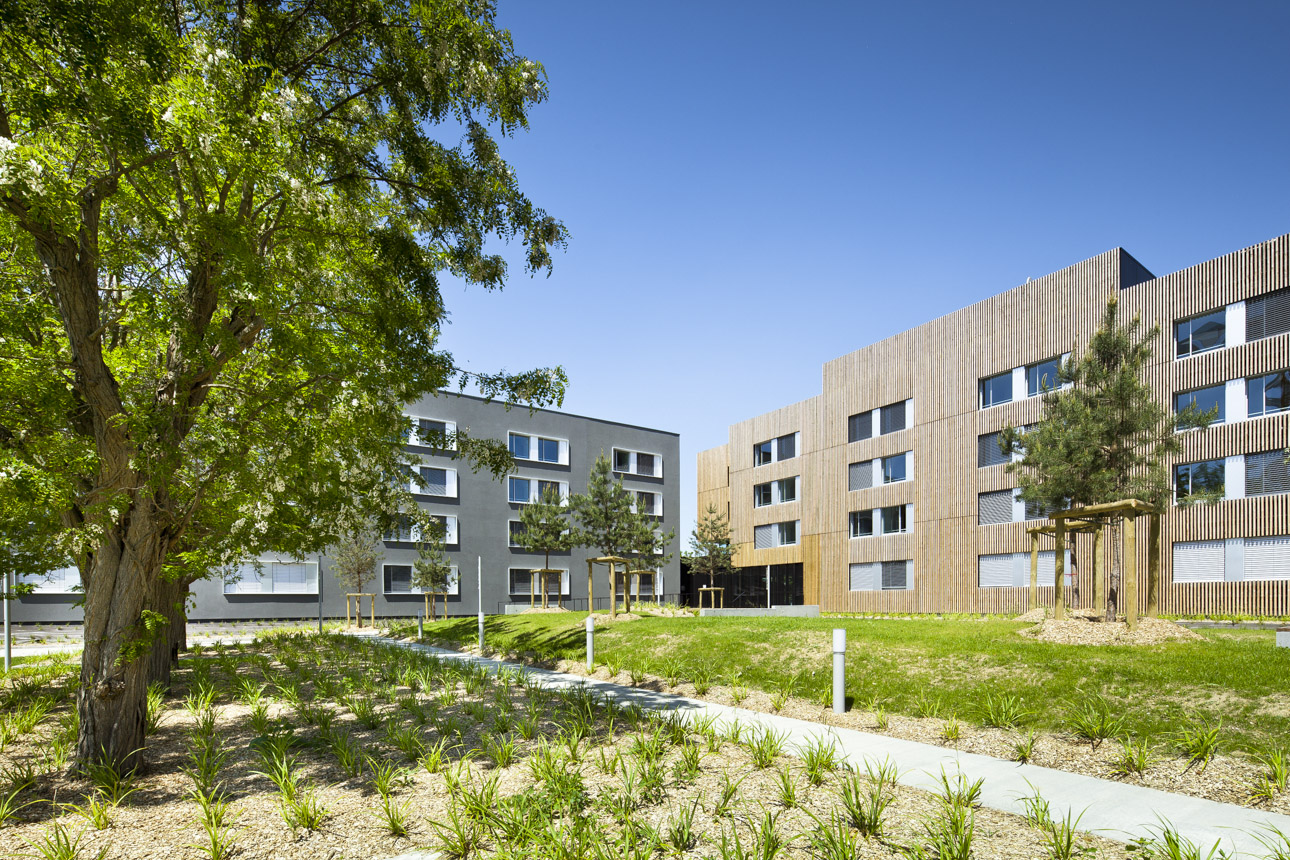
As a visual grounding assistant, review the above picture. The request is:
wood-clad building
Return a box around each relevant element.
[697,235,1290,616]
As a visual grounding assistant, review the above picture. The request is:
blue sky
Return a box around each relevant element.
[435,1,1290,538]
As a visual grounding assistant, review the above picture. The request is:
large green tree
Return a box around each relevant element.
[0,0,566,770]
[516,485,577,601]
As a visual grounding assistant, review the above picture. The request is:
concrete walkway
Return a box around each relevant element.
[371,635,1290,859]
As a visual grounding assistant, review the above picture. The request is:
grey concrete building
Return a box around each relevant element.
[13,393,680,623]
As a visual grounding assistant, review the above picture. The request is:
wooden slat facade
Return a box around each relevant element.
[697,235,1290,616]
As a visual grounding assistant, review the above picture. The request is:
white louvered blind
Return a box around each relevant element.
[848,460,873,491]
[978,554,1013,588]
[849,562,877,591]
[1246,450,1290,497]
[754,525,775,550]
[1244,537,1290,582]
[978,490,1014,525]
[1173,541,1225,583]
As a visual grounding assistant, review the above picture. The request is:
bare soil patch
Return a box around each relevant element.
[1019,610,1203,645]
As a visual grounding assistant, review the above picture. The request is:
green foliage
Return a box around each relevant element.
[517,486,579,573]
[1001,296,1214,511]
[411,517,455,595]
[0,0,568,762]
[571,454,673,567]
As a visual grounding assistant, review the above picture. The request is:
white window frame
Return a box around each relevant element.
[750,433,801,467]
[978,370,1014,409]
[1174,308,1228,359]
[632,490,664,517]
[508,431,570,466]
[508,519,526,547]
[508,475,570,505]
[405,414,457,450]
[881,453,911,484]
[224,558,319,595]
[382,563,460,596]
[754,476,799,506]
[877,504,912,535]
[611,447,664,478]
[403,464,457,498]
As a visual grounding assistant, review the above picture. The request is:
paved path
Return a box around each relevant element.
[369,635,1290,859]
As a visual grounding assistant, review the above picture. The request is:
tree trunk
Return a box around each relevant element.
[145,577,190,690]
[77,522,165,775]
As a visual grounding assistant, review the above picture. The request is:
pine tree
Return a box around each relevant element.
[570,454,639,559]
[331,521,381,626]
[688,503,735,588]
[411,518,453,619]
[1001,295,1215,511]
[516,486,578,605]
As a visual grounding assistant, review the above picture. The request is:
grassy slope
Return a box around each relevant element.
[408,613,1290,752]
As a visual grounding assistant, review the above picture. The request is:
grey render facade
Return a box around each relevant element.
[13,393,680,623]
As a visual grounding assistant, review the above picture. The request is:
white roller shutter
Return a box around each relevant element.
[1036,551,1059,588]
[1172,541,1225,583]
[754,524,775,550]
[1244,536,1290,582]
[978,554,1013,588]
[848,562,877,591]
[978,490,1014,525]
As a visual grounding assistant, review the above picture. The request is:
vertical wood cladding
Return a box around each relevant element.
[697,235,1290,616]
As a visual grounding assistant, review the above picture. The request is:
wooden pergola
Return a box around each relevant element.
[529,568,565,610]
[1026,498,1161,629]
[585,556,630,618]
[422,591,449,622]
[627,568,658,606]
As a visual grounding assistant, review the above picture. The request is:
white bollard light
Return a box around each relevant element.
[585,615,595,670]
[832,628,846,714]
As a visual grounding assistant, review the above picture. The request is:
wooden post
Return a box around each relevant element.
[530,570,535,608]
[369,594,375,629]
[609,561,617,619]
[587,559,594,613]
[1147,513,1161,618]
[624,570,632,615]
[1093,525,1104,614]
[1029,532,1039,613]
[1054,517,1066,620]
[541,569,548,609]
[1124,514,1138,630]
[346,594,352,627]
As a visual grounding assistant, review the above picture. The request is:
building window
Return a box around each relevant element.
[881,560,912,590]
[508,568,570,597]
[636,491,661,515]
[508,521,526,547]
[17,565,80,594]
[416,466,456,497]
[538,437,561,463]
[754,520,800,549]
[881,452,909,483]
[1246,450,1290,497]
[1027,357,1061,397]
[849,510,874,538]
[224,560,318,594]
[383,565,415,594]
[612,448,663,477]
[848,460,873,491]
[1024,498,1051,521]
[978,489,1014,525]
[508,477,568,504]
[880,402,906,434]
[1174,385,1225,426]
[977,552,1060,588]
[508,476,530,503]
[1248,370,1289,418]
[1174,460,1225,504]
[1246,287,1290,343]
[847,412,872,443]
[1175,309,1226,358]
[776,477,797,503]
[778,521,798,545]
[755,477,797,506]
[508,433,530,459]
[979,371,1013,409]
[880,505,909,534]
[753,434,798,466]
[977,431,1008,468]
[407,416,456,450]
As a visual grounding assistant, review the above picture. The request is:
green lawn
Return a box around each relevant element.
[399,613,1290,753]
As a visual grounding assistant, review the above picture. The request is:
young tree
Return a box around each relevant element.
[0,0,567,770]
[1000,296,1215,615]
[411,518,454,619]
[1000,296,1213,510]
[687,503,735,589]
[331,521,382,622]
[516,486,577,604]
[570,454,638,560]
[628,508,675,602]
